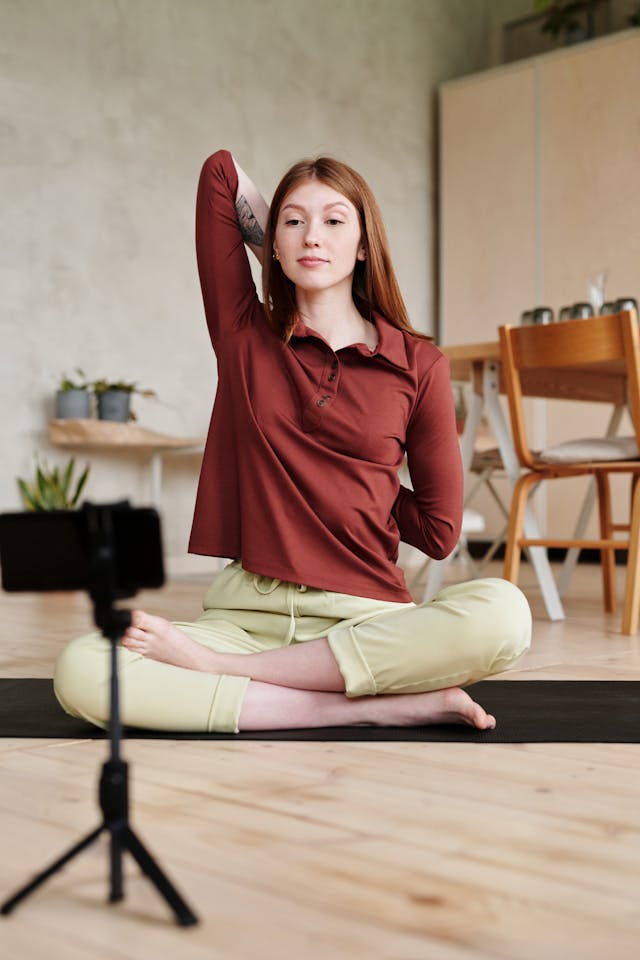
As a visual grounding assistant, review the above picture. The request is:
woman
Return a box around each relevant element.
[54,150,531,733]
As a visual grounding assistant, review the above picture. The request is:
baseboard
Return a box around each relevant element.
[467,540,628,566]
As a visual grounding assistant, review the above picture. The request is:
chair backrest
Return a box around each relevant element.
[499,310,640,468]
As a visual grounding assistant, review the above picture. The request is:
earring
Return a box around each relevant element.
[273,249,279,261]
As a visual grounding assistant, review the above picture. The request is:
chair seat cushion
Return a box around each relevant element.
[471,447,504,471]
[539,435,639,463]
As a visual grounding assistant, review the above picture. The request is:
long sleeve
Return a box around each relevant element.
[392,353,463,559]
[195,150,260,345]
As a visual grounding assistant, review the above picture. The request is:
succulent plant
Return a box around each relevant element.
[17,457,90,511]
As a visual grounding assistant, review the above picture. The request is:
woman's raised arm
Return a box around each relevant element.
[233,159,270,267]
[195,150,266,343]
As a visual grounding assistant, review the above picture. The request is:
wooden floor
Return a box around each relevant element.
[2,560,640,959]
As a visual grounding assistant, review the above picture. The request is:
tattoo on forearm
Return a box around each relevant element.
[236,195,265,246]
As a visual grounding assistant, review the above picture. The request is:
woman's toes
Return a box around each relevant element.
[472,705,495,730]
[480,712,496,730]
[129,610,151,632]
[135,611,171,635]
[122,632,143,649]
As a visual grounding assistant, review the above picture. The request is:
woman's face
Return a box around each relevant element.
[273,179,365,295]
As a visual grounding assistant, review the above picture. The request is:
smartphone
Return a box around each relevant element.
[0,503,164,596]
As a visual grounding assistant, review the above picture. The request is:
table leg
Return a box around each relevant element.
[460,389,484,478]
[482,361,565,621]
[150,453,163,509]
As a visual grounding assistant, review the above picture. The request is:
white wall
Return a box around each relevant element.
[1,0,494,573]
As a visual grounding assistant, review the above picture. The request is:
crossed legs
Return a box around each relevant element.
[121,610,498,731]
[55,577,531,733]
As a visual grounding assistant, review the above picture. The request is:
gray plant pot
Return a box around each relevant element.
[97,389,131,422]
[55,388,91,419]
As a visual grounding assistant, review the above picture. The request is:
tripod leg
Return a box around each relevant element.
[121,826,198,926]
[99,760,128,903]
[109,827,124,902]
[1,824,104,916]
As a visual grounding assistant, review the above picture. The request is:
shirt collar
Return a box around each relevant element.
[291,310,410,370]
[367,311,410,369]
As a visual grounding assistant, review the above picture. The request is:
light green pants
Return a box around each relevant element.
[53,562,531,733]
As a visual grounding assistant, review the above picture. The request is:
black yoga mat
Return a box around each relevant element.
[1,678,639,742]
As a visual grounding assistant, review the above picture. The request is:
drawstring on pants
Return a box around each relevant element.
[252,575,308,645]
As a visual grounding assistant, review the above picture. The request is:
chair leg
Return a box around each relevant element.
[503,473,537,585]
[596,471,616,614]
[622,474,640,635]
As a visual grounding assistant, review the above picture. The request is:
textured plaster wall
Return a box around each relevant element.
[1,0,492,572]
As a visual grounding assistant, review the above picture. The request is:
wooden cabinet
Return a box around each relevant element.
[540,34,640,315]
[440,29,640,345]
[440,61,536,345]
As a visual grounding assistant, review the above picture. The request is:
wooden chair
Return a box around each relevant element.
[499,310,640,635]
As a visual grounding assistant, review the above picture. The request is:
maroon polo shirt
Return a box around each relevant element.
[188,150,463,602]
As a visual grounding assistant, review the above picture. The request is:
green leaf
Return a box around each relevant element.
[61,458,75,499]
[71,463,90,507]
[17,479,38,511]
[49,475,65,509]
[30,478,46,510]
[36,466,53,510]
[60,368,89,391]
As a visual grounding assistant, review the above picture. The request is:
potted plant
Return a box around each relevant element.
[534,0,599,45]
[17,457,90,511]
[92,379,157,423]
[55,369,92,419]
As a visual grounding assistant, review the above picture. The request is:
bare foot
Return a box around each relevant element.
[370,686,496,730]
[121,611,218,672]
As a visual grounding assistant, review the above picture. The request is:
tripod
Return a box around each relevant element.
[1,505,198,926]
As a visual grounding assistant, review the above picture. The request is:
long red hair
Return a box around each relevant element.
[262,157,431,343]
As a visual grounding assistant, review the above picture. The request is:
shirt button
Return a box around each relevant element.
[316,398,326,407]
[328,373,336,382]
